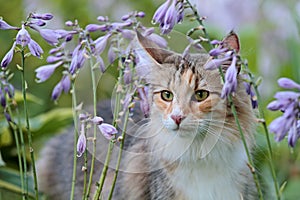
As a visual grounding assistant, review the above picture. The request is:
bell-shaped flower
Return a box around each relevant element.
[0,19,18,30]
[278,77,300,91]
[1,42,16,68]
[28,39,44,57]
[98,123,118,140]
[35,61,63,82]
[38,28,60,46]
[16,25,31,47]
[77,129,86,157]
[221,56,238,98]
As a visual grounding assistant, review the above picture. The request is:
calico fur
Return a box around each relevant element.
[37,32,257,200]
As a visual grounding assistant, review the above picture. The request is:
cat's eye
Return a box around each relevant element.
[193,90,209,102]
[161,90,173,102]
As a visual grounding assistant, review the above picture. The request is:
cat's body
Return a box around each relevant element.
[37,33,257,200]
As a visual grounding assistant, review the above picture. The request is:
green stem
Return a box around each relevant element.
[7,107,26,200]
[16,107,28,199]
[93,140,115,200]
[20,50,38,200]
[70,81,79,200]
[248,72,281,200]
[107,109,130,199]
[86,55,98,199]
[82,123,88,200]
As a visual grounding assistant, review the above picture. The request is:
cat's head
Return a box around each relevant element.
[134,32,255,157]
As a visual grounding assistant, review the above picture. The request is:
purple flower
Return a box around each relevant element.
[46,55,63,63]
[209,47,228,57]
[221,56,238,98]
[77,131,86,157]
[93,34,110,54]
[97,16,109,22]
[278,77,300,90]
[152,0,184,34]
[268,77,300,147]
[51,76,70,101]
[90,116,104,125]
[1,42,16,68]
[98,123,118,140]
[16,25,31,47]
[35,61,63,82]
[0,19,18,30]
[96,56,106,73]
[204,56,231,70]
[31,13,53,20]
[69,44,86,74]
[136,11,145,18]
[243,81,258,109]
[38,28,60,46]
[123,64,132,85]
[137,86,150,118]
[28,39,44,57]
[108,45,117,64]
[85,24,108,32]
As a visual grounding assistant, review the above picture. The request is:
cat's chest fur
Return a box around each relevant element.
[157,141,247,200]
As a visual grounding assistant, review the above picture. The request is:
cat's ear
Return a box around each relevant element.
[222,31,240,53]
[136,31,172,64]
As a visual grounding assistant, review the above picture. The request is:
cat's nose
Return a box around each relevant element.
[171,115,185,126]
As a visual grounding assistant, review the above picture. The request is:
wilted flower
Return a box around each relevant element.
[267,77,300,147]
[98,123,118,140]
[1,42,16,68]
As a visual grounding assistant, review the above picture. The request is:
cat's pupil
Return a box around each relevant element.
[193,90,209,102]
[161,90,173,102]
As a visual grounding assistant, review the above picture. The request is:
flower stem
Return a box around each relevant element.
[107,109,130,199]
[247,71,281,200]
[86,54,98,199]
[20,50,38,200]
[93,140,115,200]
[7,106,26,200]
[82,122,88,200]
[70,81,79,200]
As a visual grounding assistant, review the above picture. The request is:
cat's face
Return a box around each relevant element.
[135,32,255,150]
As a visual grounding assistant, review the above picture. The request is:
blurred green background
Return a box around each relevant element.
[0,0,299,199]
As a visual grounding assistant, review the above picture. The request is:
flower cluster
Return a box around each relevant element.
[152,0,184,34]
[153,0,184,34]
[267,77,300,147]
[204,39,239,99]
[76,114,117,157]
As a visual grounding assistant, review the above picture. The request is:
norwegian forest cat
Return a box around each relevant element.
[37,32,257,200]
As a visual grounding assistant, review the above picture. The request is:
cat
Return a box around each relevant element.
[37,32,257,200]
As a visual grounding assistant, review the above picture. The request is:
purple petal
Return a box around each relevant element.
[136,11,145,18]
[1,42,16,68]
[77,132,86,157]
[224,56,237,83]
[121,29,135,40]
[90,116,104,125]
[28,39,44,57]
[152,0,171,24]
[0,19,18,30]
[51,82,63,101]
[65,21,74,26]
[35,61,63,82]
[204,56,231,70]
[98,123,117,140]
[97,16,109,22]
[46,55,63,63]
[16,25,31,47]
[61,75,71,93]
[121,14,131,21]
[148,33,168,48]
[85,24,108,32]
[209,47,228,57]
[267,99,290,111]
[288,122,298,147]
[274,91,300,101]
[123,65,132,85]
[137,87,150,117]
[38,28,59,46]
[97,56,106,73]
[31,13,53,20]
[108,45,116,64]
[94,34,110,54]
[278,77,300,91]
[31,19,46,27]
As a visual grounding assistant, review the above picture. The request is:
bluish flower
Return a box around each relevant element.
[60,75,71,93]
[0,19,18,30]
[209,46,228,57]
[97,16,109,22]
[123,64,132,85]
[69,44,86,74]
[30,13,53,20]
[1,42,16,69]
[91,116,104,125]
[243,80,258,109]
[16,25,31,47]
[93,34,110,54]
[51,81,63,101]
[137,86,150,118]
[35,61,63,82]
[268,77,300,147]
[85,24,108,32]
[204,56,231,70]
[221,55,238,98]
[96,56,106,73]
[98,123,118,140]
[28,39,44,57]
[77,130,86,157]
[108,45,117,64]
[37,28,60,46]
[30,19,46,27]
[152,0,184,34]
